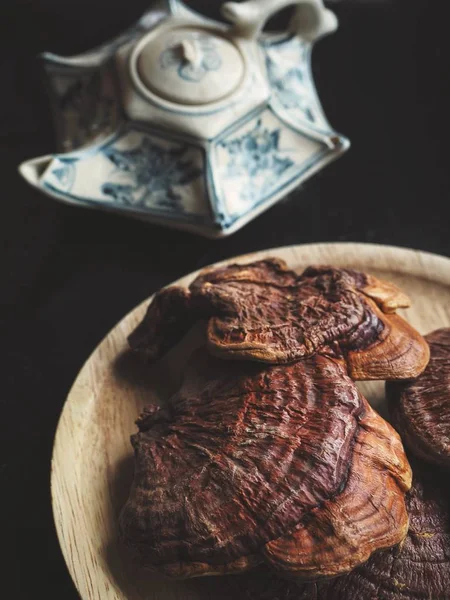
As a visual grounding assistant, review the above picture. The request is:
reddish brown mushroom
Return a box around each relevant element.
[387,328,450,467]
[231,458,450,599]
[119,350,411,580]
[129,259,429,380]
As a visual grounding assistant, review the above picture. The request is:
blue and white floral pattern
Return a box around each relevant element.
[160,34,222,82]
[211,108,335,223]
[50,160,76,191]
[219,118,294,202]
[102,137,203,210]
[40,128,209,219]
[269,66,315,122]
[44,64,120,151]
[264,37,330,133]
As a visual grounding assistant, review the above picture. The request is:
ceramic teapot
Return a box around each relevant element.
[19,0,349,237]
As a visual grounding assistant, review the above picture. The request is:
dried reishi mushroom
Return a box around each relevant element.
[233,459,450,599]
[129,286,193,363]
[129,259,429,380]
[262,401,410,579]
[387,328,450,467]
[119,350,411,580]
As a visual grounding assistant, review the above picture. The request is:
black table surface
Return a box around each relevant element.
[2,0,450,598]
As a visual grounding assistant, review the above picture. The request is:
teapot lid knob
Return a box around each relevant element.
[177,39,199,65]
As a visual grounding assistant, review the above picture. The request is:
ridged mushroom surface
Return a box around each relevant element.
[388,328,450,467]
[232,459,450,599]
[130,259,429,381]
[119,350,411,579]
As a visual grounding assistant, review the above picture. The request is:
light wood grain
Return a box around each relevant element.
[51,243,450,600]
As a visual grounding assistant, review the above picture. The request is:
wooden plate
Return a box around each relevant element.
[51,243,450,600]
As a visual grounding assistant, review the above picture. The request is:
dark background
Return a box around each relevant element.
[1,0,449,598]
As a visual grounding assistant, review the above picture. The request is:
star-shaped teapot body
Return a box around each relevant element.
[19,0,349,237]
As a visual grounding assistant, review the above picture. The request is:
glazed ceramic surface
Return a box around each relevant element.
[19,0,349,237]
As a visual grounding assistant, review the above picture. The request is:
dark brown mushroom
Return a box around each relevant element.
[231,458,450,599]
[129,259,429,380]
[387,328,450,467]
[119,349,411,580]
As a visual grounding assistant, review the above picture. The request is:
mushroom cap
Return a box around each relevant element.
[119,350,411,580]
[129,259,429,381]
[232,458,450,599]
[387,328,450,467]
[262,399,410,579]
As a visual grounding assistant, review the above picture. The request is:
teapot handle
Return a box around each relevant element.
[222,0,337,42]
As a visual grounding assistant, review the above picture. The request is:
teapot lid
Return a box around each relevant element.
[132,26,245,106]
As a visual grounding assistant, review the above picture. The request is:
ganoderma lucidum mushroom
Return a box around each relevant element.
[120,259,428,581]
[119,350,411,579]
[129,259,429,380]
[232,458,450,599]
[387,328,450,467]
